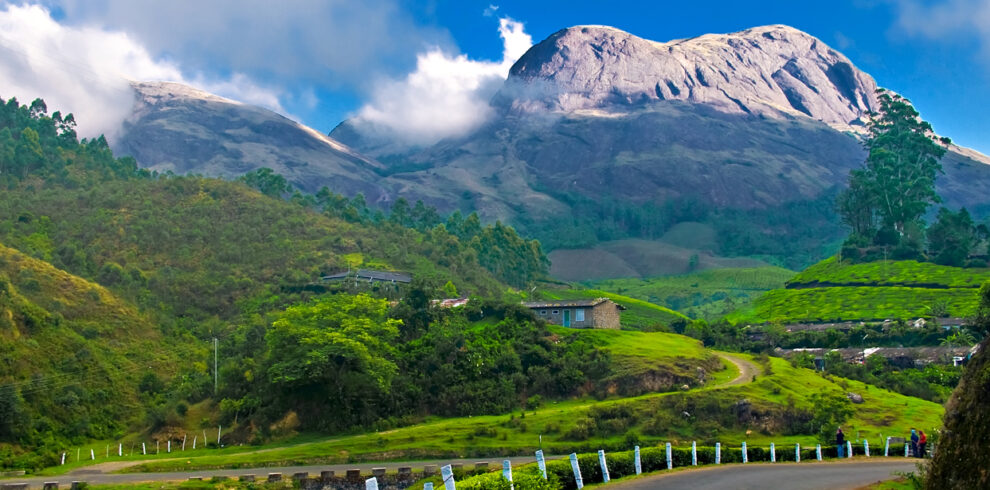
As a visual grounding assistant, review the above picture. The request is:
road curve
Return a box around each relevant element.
[610,460,918,490]
[716,352,760,387]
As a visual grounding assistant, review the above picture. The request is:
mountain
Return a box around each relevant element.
[496,25,877,131]
[110,26,990,276]
[329,24,990,272]
[115,82,387,198]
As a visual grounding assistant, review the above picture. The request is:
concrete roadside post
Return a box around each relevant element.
[60,453,65,465]
[847,440,853,458]
[441,464,456,490]
[634,446,642,475]
[503,459,514,490]
[692,441,697,465]
[365,477,379,490]
[884,437,890,457]
[666,443,672,470]
[598,450,609,483]
[536,450,547,480]
[795,443,800,463]
[770,443,776,463]
[424,484,433,490]
[715,442,721,464]
[816,444,822,461]
[742,442,748,463]
[904,442,909,457]
[569,453,583,489]
[864,440,870,457]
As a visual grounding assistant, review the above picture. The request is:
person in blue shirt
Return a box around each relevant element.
[836,428,845,458]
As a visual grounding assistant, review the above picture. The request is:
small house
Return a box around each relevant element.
[522,298,625,329]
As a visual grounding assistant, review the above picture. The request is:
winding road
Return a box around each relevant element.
[610,460,919,490]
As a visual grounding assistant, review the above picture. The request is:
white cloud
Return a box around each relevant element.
[352,18,533,145]
[891,0,990,61]
[47,0,449,89]
[0,4,282,139]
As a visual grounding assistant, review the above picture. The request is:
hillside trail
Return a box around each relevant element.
[715,352,761,387]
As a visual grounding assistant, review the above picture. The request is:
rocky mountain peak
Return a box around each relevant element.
[497,24,878,130]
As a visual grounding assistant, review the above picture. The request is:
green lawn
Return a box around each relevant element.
[589,267,796,321]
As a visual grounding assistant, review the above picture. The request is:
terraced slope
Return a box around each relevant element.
[726,258,989,324]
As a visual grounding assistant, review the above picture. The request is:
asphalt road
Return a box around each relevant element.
[610,460,919,490]
[1,456,554,488]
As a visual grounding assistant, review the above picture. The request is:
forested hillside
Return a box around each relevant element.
[0,96,554,467]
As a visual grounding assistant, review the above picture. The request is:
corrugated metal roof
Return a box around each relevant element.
[522,298,625,309]
[322,269,412,283]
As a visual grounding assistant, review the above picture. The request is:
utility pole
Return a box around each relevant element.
[213,338,218,395]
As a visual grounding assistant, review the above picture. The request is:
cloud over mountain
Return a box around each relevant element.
[350,18,533,145]
[0,4,281,139]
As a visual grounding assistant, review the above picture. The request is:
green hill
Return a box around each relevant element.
[113,354,943,473]
[590,266,795,320]
[726,257,988,324]
[0,242,185,468]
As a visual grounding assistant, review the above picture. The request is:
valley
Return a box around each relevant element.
[1,11,989,490]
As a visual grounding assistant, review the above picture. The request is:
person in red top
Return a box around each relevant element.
[918,430,927,458]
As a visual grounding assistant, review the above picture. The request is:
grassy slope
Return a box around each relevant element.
[539,289,689,330]
[95,353,939,474]
[590,267,795,320]
[0,243,181,446]
[789,257,990,287]
[727,258,989,324]
[549,326,716,382]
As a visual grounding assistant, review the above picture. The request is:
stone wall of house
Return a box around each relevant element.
[591,302,621,329]
[533,307,594,328]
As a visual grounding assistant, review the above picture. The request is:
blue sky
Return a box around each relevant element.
[1,0,987,153]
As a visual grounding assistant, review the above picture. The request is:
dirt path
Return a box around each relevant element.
[716,352,761,387]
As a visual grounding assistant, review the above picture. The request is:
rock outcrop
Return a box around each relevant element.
[496,25,878,131]
[116,82,387,198]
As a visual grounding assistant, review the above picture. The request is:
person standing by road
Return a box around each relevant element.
[836,428,845,458]
[918,430,927,458]
[910,429,919,457]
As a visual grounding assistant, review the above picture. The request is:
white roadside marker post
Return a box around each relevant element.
[795,443,801,463]
[770,443,775,463]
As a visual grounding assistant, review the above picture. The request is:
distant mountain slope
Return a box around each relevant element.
[331,24,990,275]
[115,82,387,197]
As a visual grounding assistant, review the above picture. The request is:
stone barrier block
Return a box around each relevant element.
[346,469,362,480]
[268,473,282,482]
[0,485,28,490]
[293,472,309,481]
[372,468,386,478]
[70,482,85,490]
[188,477,202,481]
[398,467,412,476]
[43,483,58,490]
[423,464,438,476]
[239,475,255,482]
[320,470,334,481]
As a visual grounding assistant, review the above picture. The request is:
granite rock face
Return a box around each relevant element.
[497,25,878,131]
[116,82,387,198]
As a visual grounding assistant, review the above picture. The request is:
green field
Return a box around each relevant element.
[725,286,982,324]
[47,352,940,475]
[725,257,990,324]
[789,257,990,288]
[538,288,689,330]
[589,267,796,320]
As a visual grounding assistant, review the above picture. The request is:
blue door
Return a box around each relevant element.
[563,309,571,327]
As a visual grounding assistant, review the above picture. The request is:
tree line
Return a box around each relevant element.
[837,90,989,267]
